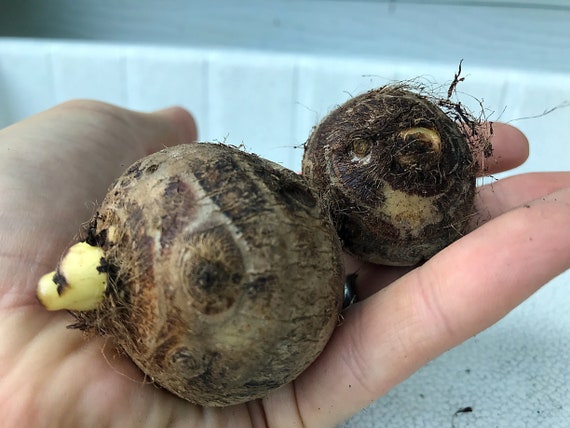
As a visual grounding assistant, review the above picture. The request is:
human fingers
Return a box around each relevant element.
[475,172,570,226]
[295,186,570,427]
[476,122,529,176]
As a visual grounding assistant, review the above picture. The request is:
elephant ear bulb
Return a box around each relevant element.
[302,84,490,266]
[36,142,345,407]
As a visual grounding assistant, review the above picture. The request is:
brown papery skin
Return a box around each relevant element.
[71,143,344,406]
[302,86,477,266]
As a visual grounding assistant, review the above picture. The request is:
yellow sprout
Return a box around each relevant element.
[36,242,107,311]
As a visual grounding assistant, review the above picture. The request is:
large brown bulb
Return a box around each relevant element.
[302,86,477,266]
[72,143,344,406]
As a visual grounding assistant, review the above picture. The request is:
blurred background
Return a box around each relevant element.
[1,1,569,427]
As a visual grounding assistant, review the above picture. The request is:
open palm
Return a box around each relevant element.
[1,100,569,428]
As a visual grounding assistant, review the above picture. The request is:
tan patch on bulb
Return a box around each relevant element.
[106,225,119,244]
[381,183,442,236]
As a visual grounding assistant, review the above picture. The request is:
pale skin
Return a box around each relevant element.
[1,100,570,428]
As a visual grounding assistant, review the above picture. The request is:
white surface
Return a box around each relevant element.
[2,40,569,174]
[1,1,569,427]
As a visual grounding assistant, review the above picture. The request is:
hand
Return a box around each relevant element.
[1,100,569,428]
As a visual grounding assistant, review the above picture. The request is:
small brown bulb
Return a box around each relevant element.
[302,86,479,266]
